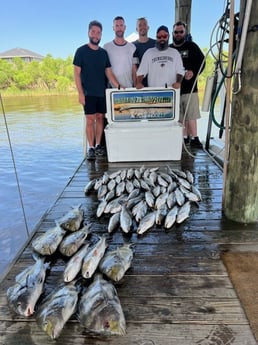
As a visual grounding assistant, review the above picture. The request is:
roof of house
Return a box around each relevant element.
[0,47,44,59]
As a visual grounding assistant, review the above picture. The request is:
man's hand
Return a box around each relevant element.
[135,82,144,89]
[78,93,85,105]
[184,70,194,80]
[172,82,181,89]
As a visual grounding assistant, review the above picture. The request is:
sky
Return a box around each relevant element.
[1,0,240,59]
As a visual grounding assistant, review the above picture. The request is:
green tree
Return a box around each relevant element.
[198,48,216,95]
[39,54,60,90]
[0,59,14,89]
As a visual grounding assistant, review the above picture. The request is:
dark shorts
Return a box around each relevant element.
[83,96,106,115]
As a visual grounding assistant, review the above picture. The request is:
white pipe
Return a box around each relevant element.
[202,75,215,112]
[235,0,253,72]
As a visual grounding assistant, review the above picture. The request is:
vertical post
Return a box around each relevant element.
[224,0,258,223]
[222,0,235,206]
[175,0,192,32]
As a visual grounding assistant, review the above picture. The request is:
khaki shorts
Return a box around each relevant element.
[179,93,201,122]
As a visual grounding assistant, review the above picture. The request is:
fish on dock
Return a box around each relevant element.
[63,242,90,283]
[164,205,178,229]
[7,256,49,317]
[99,243,134,282]
[78,273,126,336]
[108,211,121,233]
[137,211,156,235]
[32,222,66,256]
[120,204,133,233]
[58,204,84,232]
[81,235,108,279]
[176,201,191,224]
[36,281,79,339]
[59,224,91,257]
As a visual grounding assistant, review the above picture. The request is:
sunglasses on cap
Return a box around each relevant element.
[157,34,168,39]
[174,30,184,34]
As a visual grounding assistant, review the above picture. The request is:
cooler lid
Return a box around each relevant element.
[105,87,180,123]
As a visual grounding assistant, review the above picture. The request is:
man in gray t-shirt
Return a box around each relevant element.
[104,16,136,88]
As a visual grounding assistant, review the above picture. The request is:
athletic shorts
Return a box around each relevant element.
[179,93,201,122]
[83,96,106,115]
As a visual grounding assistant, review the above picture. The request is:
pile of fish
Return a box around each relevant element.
[6,204,133,340]
[6,165,201,340]
[84,166,202,234]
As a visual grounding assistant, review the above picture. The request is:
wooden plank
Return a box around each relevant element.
[0,321,256,345]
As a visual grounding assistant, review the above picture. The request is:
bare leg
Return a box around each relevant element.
[86,114,96,147]
[185,119,198,138]
[95,113,104,146]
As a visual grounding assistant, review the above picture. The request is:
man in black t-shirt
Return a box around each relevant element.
[171,21,205,149]
[73,20,120,160]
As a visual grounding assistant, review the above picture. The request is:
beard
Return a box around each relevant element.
[173,37,185,45]
[89,38,100,46]
[115,31,124,38]
[156,41,169,51]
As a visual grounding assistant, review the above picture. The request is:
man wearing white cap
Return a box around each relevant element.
[136,25,184,89]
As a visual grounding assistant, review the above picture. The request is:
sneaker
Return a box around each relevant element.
[184,136,190,145]
[95,144,106,157]
[87,147,95,160]
[190,136,203,149]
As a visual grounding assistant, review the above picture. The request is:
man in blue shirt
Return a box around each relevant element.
[133,17,156,87]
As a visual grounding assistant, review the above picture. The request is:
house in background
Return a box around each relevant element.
[0,47,44,62]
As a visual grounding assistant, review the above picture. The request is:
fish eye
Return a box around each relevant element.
[104,320,110,328]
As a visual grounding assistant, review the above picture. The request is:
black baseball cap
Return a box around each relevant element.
[156,25,169,34]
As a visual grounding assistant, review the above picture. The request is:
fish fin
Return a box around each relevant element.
[72,203,82,210]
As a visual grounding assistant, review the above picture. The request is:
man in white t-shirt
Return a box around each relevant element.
[104,16,136,88]
[136,25,184,89]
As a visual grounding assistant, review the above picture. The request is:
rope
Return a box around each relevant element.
[0,94,30,238]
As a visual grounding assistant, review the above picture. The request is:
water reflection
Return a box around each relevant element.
[4,94,79,114]
[0,94,84,278]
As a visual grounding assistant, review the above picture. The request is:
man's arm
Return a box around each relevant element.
[135,75,144,89]
[74,65,85,105]
[132,64,138,87]
[172,73,184,89]
[105,67,122,89]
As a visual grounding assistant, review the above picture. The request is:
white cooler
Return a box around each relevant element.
[104,87,183,162]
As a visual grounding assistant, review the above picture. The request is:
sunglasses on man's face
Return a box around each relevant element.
[157,34,168,39]
[174,30,184,34]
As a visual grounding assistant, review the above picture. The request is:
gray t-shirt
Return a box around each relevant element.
[103,40,136,87]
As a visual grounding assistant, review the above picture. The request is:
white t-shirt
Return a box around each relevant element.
[137,47,185,87]
[103,40,136,87]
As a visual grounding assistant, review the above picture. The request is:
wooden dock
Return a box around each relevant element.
[1,148,258,345]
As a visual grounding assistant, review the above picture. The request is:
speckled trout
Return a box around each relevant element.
[81,235,108,279]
